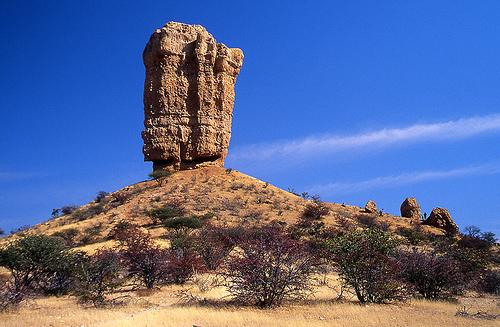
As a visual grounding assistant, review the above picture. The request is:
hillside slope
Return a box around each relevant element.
[1,167,441,251]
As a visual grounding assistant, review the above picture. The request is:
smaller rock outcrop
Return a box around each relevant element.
[423,208,458,235]
[400,197,421,223]
[364,200,378,214]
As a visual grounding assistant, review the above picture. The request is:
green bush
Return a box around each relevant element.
[163,216,203,230]
[147,204,186,225]
[325,228,408,303]
[0,235,83,295]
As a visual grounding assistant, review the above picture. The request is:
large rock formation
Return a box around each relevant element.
[400,197,421,223]
[142,22,244,171]
[423,208,458,235]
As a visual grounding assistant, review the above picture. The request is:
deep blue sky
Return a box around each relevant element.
[1,1,499,236]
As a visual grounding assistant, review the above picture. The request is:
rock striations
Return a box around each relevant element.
[142,22,244,171]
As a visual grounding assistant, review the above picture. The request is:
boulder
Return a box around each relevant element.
[142,22,244,171]
[400,197,421,223]
[423,208,458,235]
[364,200,378,213]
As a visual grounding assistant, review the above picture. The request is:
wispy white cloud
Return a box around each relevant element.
[0,172,43,182]
[229,114,500,162]
[307,164,500,195]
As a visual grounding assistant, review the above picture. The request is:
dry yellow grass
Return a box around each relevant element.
[1,279,498,327]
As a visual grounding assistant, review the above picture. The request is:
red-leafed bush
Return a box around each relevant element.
[398,250,463,299]
[73,250,124,306]
[194,224,242,271]
[220,224,321,308]
[114,226,169,289]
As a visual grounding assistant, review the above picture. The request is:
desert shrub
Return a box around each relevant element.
[148,170,171,186]
[61,205,79,215]
[94,191,109,203]
[73,250,124,306]
[115,226,169,289]
[336,216,356,232]
[147,202,186,225]
[0,280,24,311]
[0,235,82,295]
[459,226,496,250]
[376,221,390,232]
[162,214,206,252]
[243,210,264,222]
[220,224,321,308]
[107,220,134,240]
[165,249,204,284]
[396,226,429,246]
[325,228,408,303]
[79,224,103,245]
[72,203,105,221]
[356,213,377,228]
[163,216,203,230]
[194,224,242,270]
[457,236,493,251]
[478,270,500,295]
[51,209,62,218]
[447,246,490,285]
[52,228,79,247]
[0,228,4,236]
[398,250,464,299]
[230,182,244,190]
[301,197,330,221]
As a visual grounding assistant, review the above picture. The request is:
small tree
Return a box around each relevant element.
[0,228,4,236]
[398,250,463,299]
[73,250,124,306]
[194,224,242,270]
[115,226,169,289]
[220,225,321,308]
[325,228,408,303]
[0,235,82,295]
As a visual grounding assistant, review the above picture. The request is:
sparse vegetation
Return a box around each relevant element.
[115,226,169,289]
[398,250,463,299]
[0,235,83,296]
[396,225,430,245]
[325,228,408,303]
[51,228,79,247]
[147,202,186,225]
[148,170,172,186]
[94,191,109,203]
[220,224,321,308]
[73,250,124,306]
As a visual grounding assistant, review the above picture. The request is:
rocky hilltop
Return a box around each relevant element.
[142,22,244,172]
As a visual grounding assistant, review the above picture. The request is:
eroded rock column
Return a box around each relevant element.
[142,22,244,171]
